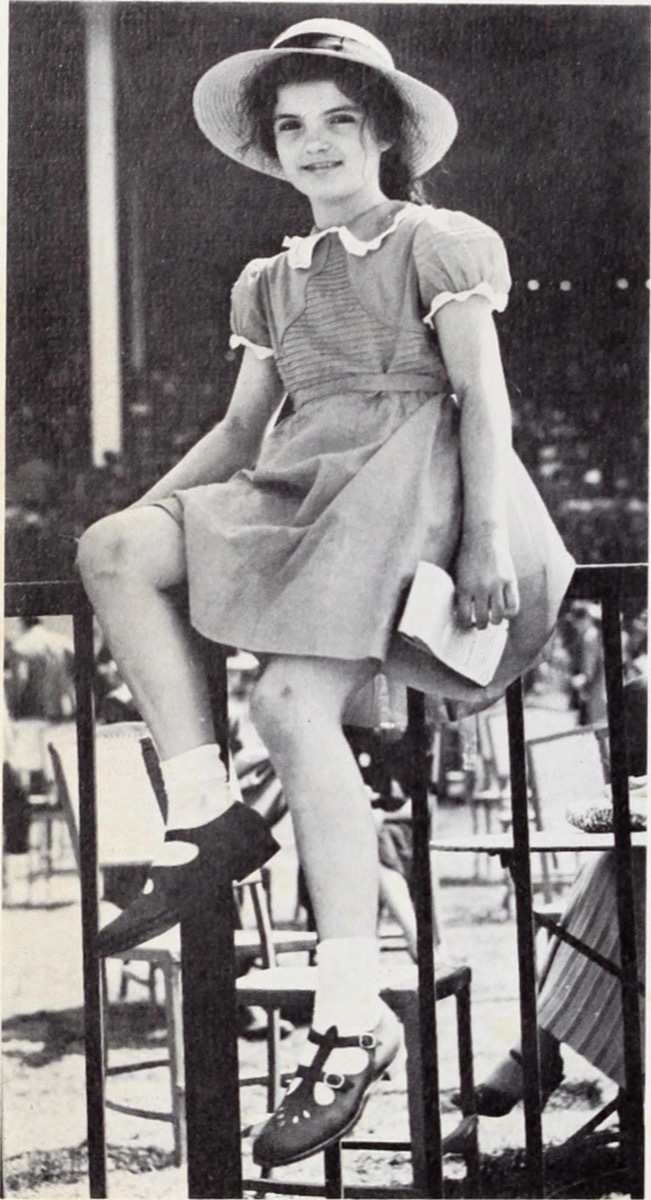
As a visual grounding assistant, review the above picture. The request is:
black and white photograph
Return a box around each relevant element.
[3,4,648,1197]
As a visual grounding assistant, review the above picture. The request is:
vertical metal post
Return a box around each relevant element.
[181,890,242,1198]
[182,642,243,1198]
[506,681,545,1199]
[73,594,107,1198]
[407,688,444,1198]
[601,591,644,1198]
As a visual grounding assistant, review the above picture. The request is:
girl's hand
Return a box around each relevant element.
[433,298,520,631]
[454,526,520,629]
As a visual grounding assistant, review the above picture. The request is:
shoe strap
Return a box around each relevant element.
[308,1026,378,1051]
[288,1027,339,1092]
[290,1025,375,1094]
[295,1063,354,1091]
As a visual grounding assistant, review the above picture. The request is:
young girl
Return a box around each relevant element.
[77,18,574,1169]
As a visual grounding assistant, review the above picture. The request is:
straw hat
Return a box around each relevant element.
[193,18,457,179]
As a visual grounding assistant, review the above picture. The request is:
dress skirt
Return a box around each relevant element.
[537,850,646,1088]
[157,385,574,715]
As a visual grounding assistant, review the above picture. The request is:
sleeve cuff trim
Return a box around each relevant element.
[423,283,509,326]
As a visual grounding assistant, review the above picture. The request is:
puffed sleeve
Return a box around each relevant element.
[229,258,275,359]
[413,209,512,327]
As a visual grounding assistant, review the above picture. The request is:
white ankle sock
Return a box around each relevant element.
[312,937,383,1035]
[293,937,386,1085]
[160,744,234,831]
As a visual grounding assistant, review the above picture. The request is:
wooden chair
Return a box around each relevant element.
[237,960,480,1198]
[47,721,316,1164]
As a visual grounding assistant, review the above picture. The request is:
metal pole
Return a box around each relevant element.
[182,643,243,1198]
[181,894,242,1198]
[73,593,107,1198]
[506,681,545,1199]
[601,591,644,1198]
[407,688,444,1198]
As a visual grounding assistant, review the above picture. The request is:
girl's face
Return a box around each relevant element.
[273,80,390,224]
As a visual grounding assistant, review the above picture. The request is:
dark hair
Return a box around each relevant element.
[238,53,427,202]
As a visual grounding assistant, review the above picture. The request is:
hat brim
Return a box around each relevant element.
[193,47,457,179]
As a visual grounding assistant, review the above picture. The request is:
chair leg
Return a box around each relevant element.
[265,1007,282,1114]
[118,965,129,1001]
[148,963,158,1011]
[101,960,110,1076]
[163,961,186,1167]
[455,982,481,1196]
[539,851,554,905]
[323,1142,343,1198]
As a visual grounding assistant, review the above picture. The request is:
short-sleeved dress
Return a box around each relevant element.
[158,200,574,716]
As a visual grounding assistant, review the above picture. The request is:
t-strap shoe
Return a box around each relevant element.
[253,1003,402,1171]
[96,803,279,956]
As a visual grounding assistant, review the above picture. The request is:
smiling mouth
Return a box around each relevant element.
[302,161,342,172]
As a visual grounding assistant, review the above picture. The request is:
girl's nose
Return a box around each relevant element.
[305,126,331,153]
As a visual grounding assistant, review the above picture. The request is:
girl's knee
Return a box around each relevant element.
[249,667,305,749]
[76,512,145,589]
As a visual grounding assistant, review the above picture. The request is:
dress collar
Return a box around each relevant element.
[282,202,413,270]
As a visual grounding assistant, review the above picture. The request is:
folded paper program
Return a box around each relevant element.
[398,562,509,687]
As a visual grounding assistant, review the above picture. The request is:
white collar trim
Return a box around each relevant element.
[282,205,412,270]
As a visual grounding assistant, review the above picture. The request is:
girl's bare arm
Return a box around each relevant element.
[434,295,520,629]
[134,350,285,505]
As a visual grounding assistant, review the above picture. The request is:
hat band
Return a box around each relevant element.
[271,31,395,73]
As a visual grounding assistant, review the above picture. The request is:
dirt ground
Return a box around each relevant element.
[2,804,628,1199]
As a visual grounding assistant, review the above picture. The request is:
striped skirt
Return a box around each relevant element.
[537,849,645,1087]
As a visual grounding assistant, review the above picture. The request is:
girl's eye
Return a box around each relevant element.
[330,112,358,126]
[275,119,301,134]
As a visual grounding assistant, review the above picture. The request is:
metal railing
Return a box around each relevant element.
[503,565,646,1199]
[4,562,646,1198]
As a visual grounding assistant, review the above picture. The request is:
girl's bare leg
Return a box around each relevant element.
[77,508,278,955]
[250,654,380,940]
[378,865,418,961]
[77,507,213,758]
[250,656,402,1168]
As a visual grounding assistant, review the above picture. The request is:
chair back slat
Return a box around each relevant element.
[486,705,578,786]
[47,722,163,867]
[525,725,609,829]
[48,740,82,871]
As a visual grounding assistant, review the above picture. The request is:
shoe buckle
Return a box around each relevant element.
[359,1033,376,1050]
[323,1071,345,1089]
